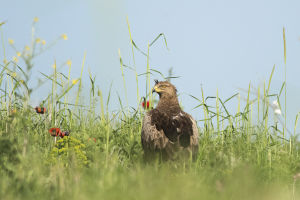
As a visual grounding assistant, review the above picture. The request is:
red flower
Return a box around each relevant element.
[142,101,150,109]
[60,131,70,138]
[35,106,46,114]
[49,128,70,138]
[49,128,61,137]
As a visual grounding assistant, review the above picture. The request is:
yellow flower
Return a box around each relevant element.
[52,63,56,69]
[3,59,7,64]
[35,38,41,43]
[12,56,18,63]
[20,80,24,84]
[66,59,72,67]
[72,79,79,85]
[8,39,14,44]
[41,40,46,45]
[33,17,39,23]
[11,109,17,115]
[11,72,17,78]
[61,34,68,40]
[17,52,21,57]
[25,45,30,51]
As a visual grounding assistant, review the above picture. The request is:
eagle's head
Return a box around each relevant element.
[152,80,177,99]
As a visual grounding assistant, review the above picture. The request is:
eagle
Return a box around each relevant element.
[141,80,199,161]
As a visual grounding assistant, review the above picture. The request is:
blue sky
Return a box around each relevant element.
[1,0,300,132]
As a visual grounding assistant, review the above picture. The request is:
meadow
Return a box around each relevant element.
[0,19,300,200]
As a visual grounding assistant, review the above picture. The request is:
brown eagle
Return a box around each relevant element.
[141,80,199,161]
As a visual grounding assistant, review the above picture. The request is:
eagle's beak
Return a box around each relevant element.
[152,85,159,93]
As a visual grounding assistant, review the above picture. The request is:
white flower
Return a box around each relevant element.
[272,100,282,115]
[274,109,282,115]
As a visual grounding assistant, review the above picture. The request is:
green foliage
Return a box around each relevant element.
[48,136,88,167]
[0,138,20,176]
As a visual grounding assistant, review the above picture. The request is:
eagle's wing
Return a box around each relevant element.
[141,109,199,160]
[171,111,199,148]
[141,111,169,151]
[185,113,199,153]
[171,112,199,160]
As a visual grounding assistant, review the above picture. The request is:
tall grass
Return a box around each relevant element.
[0,19,300,200]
